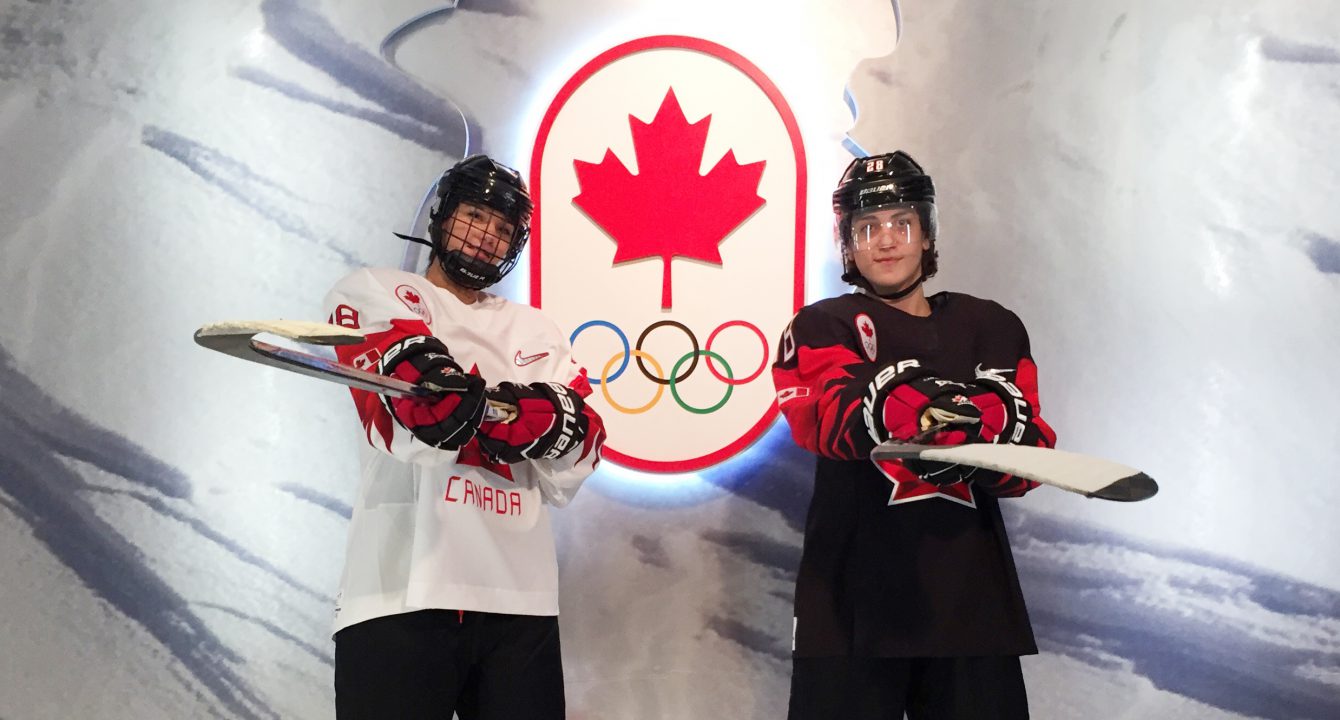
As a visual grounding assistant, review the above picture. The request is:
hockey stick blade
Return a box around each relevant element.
[194,321,514,423]
[871,441,1158,502]
[195,320,366,347]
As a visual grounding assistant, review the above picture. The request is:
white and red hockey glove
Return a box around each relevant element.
[379,335,487,450]
[476,381,589,463]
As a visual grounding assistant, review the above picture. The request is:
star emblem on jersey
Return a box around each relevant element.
[874,459,978,508]
[514,350,550,366]
[452,362,513,482]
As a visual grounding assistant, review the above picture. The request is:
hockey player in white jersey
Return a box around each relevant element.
[322,155,605,719]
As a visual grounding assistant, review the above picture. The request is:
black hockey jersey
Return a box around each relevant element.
[772,290,1056,657]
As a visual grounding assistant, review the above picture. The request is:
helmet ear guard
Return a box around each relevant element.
[833,151,940,293]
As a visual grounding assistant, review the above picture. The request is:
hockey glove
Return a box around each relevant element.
[476,381,589,463]
[873,376,977,440]
[971,371,1045,447]
[904,377,1042,485]
[872,375,1010,486]
[380,335,487,450]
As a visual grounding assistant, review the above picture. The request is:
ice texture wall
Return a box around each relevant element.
[0,1,1336,718]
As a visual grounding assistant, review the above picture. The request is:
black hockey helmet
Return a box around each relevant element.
[426,155,533,290]
[832,151,939,294]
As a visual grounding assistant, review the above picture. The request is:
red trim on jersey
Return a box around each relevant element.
[569,369,605,464]
[333,318,437,453]
[772,344,868,460]
[349,386,394,453]
[569,369,593,399]
[1016,357,1057,448]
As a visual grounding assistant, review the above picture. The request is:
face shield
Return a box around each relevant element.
[842,202,934,254]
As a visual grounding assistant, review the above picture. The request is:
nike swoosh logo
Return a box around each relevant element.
[515,350,550,366]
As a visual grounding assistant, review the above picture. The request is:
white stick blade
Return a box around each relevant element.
[872,442,1158,502]
[194,320,365,346]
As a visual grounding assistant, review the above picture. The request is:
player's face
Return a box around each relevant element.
[442,201,515,264]
[849,206,929,293]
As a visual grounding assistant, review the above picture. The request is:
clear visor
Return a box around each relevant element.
[844,202,928,252]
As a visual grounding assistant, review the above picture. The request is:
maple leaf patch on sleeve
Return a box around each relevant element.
[572,87,766,309]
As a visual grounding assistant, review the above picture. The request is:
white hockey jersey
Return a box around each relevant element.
[321,267,603,635]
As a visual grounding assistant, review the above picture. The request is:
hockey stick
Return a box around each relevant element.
[871,440,1158,502]
[193,320,515,423]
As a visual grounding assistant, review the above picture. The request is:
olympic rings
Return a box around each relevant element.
[570,319,770,415]
[705,320,769,385]
[637,320,698,386]
[670,350,733,414]
[601,350,664,414]
[570,320,630,383]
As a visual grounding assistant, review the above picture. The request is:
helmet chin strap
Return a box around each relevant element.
[858,270,924,301]
[435,249,502,290]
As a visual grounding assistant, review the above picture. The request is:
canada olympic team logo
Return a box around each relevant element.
[531,35,806,472]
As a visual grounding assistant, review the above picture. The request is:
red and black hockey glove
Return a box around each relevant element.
[869,371,1008,485]
[971,371,1045,448]
[379,335,487,450]
[872,375,996,442]
[476,381,589,463]
[903,377,1041,485]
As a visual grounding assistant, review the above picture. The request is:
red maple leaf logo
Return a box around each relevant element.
[572,88,766,309]
[403,290,421,305]
[861,324,874,338]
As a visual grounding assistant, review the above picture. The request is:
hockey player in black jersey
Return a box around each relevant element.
[772,150,1057,720]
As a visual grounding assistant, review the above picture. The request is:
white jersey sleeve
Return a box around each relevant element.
[320,267,462,467]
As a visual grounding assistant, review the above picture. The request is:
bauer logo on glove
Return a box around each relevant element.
[379,335,488,450]
[476,381,590,463]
